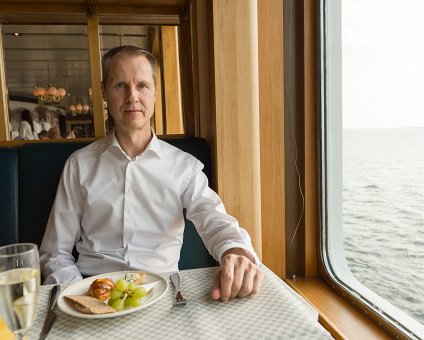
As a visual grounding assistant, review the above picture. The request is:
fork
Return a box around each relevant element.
[170,272,187,306]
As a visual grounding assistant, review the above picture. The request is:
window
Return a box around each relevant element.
[1,23,185,141]
[2,24,92,139]
[321,0,424,338]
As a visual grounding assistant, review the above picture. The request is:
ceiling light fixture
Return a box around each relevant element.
[68,103,90,116]
[33,85,67,104]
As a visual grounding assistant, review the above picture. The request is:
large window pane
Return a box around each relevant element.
[322,0,424,337]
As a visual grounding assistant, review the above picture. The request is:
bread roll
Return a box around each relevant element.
[88,278,116,301]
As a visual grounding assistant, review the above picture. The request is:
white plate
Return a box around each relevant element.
[57,271,168,319]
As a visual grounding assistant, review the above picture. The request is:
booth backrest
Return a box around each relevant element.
[18,142,92,248]
[0,148,19,246]
[0,137,217,270]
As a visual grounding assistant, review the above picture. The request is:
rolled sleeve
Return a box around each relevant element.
[42,265,83,285]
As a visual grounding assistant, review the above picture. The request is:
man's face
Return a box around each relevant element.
[102,54,156,135]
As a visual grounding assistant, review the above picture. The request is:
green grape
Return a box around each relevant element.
[133,287,146,298]
[116,278,128,291]
[128,282,136,291]
[126,296,142,308]
[108,298,118,307]
[124,297,132,308]
[109,288,122,300]
[111,298,125,311]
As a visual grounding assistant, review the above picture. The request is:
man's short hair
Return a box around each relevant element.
[102,45,157,86]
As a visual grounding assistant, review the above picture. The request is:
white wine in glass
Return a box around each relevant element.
[0,243,40,340]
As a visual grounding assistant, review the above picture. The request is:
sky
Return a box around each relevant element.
[342,0,424,129]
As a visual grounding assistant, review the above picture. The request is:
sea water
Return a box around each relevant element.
[343,127,424,325]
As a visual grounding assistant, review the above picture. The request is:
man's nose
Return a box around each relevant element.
[126,86,140,103]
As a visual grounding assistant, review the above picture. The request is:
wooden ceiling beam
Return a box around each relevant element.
[0,5,87,14]
[0,5,181,25]
[0,3,184,14]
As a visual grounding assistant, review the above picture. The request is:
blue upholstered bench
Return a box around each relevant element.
[0,137,217,270]
[0,147,19,246]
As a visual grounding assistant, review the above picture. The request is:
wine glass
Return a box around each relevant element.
[0,243,40,340]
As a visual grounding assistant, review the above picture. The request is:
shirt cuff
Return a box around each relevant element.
[42,266,83,285]
[217,244,261,266]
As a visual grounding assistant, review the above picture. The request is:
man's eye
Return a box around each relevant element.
[115,83,127,89]
[138,83,149,90]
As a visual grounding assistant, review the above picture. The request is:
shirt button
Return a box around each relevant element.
[128,187,133,193]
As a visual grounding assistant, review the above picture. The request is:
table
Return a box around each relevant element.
[27,266,332,339]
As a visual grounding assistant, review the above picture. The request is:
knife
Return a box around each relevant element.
[39,284,60,340]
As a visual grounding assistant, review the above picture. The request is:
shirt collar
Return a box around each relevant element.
[100,129,120,154]
[145,130,163,158]
[100,128,162,159]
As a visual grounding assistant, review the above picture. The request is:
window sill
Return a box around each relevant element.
[285,277,393,340]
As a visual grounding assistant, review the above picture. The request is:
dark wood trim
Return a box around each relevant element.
[179,6,195,136]
[0,5,181,25]
[303,0,318,278]
[0,4,182,15]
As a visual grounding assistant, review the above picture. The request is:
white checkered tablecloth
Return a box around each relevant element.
[27,266,332,339]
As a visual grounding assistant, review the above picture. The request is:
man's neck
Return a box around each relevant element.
[115,127,153,159]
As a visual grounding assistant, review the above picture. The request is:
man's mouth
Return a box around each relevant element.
[124,109,142,114]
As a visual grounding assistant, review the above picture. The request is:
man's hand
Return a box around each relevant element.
[211,248,263,302]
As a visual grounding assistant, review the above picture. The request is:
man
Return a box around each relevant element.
[40,46,263,302]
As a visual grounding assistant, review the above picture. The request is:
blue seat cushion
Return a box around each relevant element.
[18,142,92,247]
[0,148,19,246]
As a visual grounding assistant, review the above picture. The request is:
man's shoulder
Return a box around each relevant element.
[68,138,106,161]
[156,139,206,179]
[157,138,199,163]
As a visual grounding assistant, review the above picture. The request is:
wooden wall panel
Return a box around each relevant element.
[211,0,262,257]
[258,0,286,278]
[87,16,106,138]
[0,25,10,141]
[152,27,164,135]
[162,26,183,134]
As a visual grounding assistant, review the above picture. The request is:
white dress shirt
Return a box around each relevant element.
[40,131,259,284]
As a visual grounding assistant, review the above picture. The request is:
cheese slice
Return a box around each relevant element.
[124,272,146,285]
